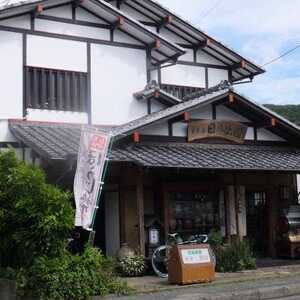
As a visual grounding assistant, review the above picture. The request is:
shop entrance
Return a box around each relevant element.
[246,191,268,255]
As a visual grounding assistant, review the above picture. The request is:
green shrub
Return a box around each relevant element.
[208,231,224,247]
[214,239,256,272]
[0,150,74,268]
[0,267,17,280]
[118,255,146,277]
[17,246,129,300]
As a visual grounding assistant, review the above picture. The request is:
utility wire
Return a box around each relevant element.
[263,44,300,66]
[200,0,223,20]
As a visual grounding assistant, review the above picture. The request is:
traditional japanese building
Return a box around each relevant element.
[1,0,300,258]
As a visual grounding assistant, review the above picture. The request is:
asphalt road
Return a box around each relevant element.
[105,275,300,300]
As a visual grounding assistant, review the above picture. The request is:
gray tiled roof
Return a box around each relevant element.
[111,142,300,172]
[8,120,300,171]
[115,81,231,136]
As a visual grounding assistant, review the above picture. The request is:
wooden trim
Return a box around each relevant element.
[0,25,146,51]
[177,60,229,70]
[22,33,27,117]
[87,42,92,124]
[36,14,112,29]
[136,168,145,255]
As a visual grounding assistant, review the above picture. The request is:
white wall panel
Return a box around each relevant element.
[173,122,187,137]
[0,121,17,142]
[151,100,166,113]
[42,4,72,19]
[91,44,147,125]
[27,35,87,72]
[197,50,226,66]
[140,122,169,136]
[35,19,110,40]
[190,105,212,119]
[179,49,194,62]
[26,109,89,123]
[161,64,205,88]
[0,14,31,29]
[216,105,250,122]
[0,31,23,119]
[257,128,286,141]
[208,68,228,87]
[245,127,254,140]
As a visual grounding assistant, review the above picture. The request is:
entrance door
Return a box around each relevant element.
[105,192,120,257]
[246,191,268,254]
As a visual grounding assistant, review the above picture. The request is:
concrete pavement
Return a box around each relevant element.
[101,261,300,300]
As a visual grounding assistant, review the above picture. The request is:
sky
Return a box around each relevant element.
[158,0,300,105]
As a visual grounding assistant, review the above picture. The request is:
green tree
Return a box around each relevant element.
[0,150,74,268]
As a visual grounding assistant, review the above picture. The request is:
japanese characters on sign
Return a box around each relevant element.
[181,248,211,264]
[74,127,111,230]
[188,120,248,143]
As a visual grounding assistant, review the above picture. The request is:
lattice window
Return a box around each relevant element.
[25,66,88,112]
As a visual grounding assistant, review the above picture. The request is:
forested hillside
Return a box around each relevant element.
[265,105,300,126]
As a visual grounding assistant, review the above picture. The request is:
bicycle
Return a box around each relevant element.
[151,233,216,278]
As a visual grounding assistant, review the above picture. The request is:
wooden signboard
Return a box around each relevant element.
[188,120,248,143]
[168,244,215,285]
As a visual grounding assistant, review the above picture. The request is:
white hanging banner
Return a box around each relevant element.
[74,127,111,230]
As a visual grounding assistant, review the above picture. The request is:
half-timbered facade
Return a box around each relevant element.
[1,0,300,258]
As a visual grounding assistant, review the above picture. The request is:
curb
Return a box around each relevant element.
[199,283,300,300]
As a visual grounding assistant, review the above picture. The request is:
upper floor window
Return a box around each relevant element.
[25,66,88,112]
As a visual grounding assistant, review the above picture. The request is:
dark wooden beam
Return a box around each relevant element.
[136,168,145,255]
[73,0,84,8]
[231,60,246,71]
[112,16,125,29]
[194,38,211,50]
[31,4,43,19]
[150,39,161,50]
[158,15,173,29]
[169,112,190,123]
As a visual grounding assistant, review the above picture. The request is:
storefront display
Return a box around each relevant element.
[169,191,220,236]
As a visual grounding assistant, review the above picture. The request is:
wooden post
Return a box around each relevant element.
[162,184,169,242]
[136,168,145,255]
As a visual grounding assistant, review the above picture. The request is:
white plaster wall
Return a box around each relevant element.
[245,127,254,140]
[173,122,187,137]
[27,35,87,72]
[257,128,286,141]
[0,31,23,119]
[140,121,169,136]
[297,175,300,194]
[190,105,212,119]
[208,68,228,87]
[197,50,226,66]
[35,19,110,40]
[26,109,89,123]
[151,100,166,113]
[0,14,31,29]
[161,64,206,88]
[42,4,72,19]
[91,44,147,125]
[150,69,159,82]
[216,105,250,122]
[179,49,194,62]
[0,121,17,142]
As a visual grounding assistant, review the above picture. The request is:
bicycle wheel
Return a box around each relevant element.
[151,245,171,278]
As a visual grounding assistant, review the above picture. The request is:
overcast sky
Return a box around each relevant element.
[158,0,300,105]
